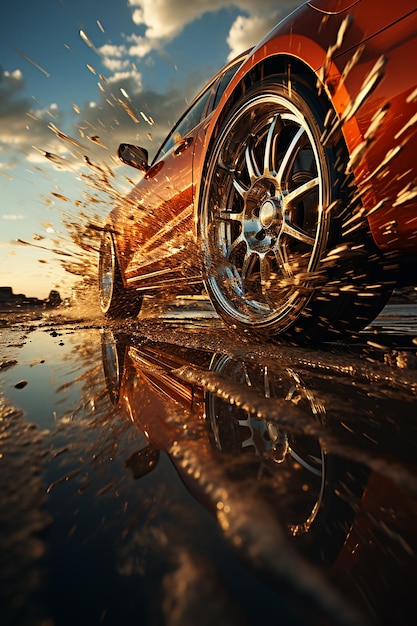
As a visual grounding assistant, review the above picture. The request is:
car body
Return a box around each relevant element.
[99,0,417,342]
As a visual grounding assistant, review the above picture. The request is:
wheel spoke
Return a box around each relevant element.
[259,255,273,294]
[217,159,248,199]
[263,115,280,175]
[217,210,245,258]
[220,220,238,257]
[276,126,306,187]
[273,243,293,278]
[263,366,271,399]
[241,250,257,282]
[227,233,246,259]
[285,176,319,207]
[245,136,262,182]
[232,179,248,198]
[288,447,323,476]
[224,264,245,297]
[241,362,252,387]
[281,220,316,246]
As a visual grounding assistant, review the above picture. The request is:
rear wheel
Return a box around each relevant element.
[99,231,143,319]
[201,77,395,342]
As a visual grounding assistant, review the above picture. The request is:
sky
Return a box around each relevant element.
[0,0,302,299]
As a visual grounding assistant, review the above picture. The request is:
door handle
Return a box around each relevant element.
[174,136,193,156]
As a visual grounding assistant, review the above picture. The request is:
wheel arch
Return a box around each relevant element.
[195,52,349,237]
[224,54,323,120]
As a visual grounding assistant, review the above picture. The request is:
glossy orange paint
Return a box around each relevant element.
[206,0,417,250]
[108,60,239,291]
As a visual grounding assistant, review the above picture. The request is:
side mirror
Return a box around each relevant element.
[117,143,150,172]
[125,445,160,479]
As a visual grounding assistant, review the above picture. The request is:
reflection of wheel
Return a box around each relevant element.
[101,329,128,404]
[206,354,368,565]
[207,354,326,533]
[201,78,393,342]
[99,231,143,319]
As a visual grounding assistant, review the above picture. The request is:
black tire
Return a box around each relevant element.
[200,76,396,342]
[98,230,143,319]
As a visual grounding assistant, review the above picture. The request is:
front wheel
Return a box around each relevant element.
[201,77,395,342]
[98,231,143,319]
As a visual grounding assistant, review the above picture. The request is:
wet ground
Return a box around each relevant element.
[1,298,417,626]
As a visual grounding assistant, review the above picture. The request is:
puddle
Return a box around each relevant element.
[0,310,416,625]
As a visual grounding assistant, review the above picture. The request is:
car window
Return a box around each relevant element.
[153,58,244,163]
[212,61,241,109]
[157,85,215,159]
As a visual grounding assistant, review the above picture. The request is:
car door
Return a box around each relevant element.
[123,85,214,291]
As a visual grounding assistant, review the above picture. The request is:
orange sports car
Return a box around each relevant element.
[99,0,417,342]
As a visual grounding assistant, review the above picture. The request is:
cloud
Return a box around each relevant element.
[227,13,279,59]
[125,34,154,60]
[0,63,170,175]
[126,0,302,59]
[129,0,223,40]
[65,1,303,164]
[0,67,71,168]
[72,0,301,163]
[98,43,133,72]
[99,44,128,59]
[76,0,303,163]
[0,68,33,152]
[101,58,131,72]
[0,1,303,175]
[75,68,193,161]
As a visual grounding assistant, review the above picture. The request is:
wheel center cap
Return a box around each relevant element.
[259,197,282,229]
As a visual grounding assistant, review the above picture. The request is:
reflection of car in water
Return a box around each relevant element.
[101,331,351,560]
[101,330,417,624]
[99,1,417,343]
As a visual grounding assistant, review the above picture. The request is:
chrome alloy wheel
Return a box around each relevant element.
[99,231,116,314]
[98,230,143,319]
[201,84,333,335]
